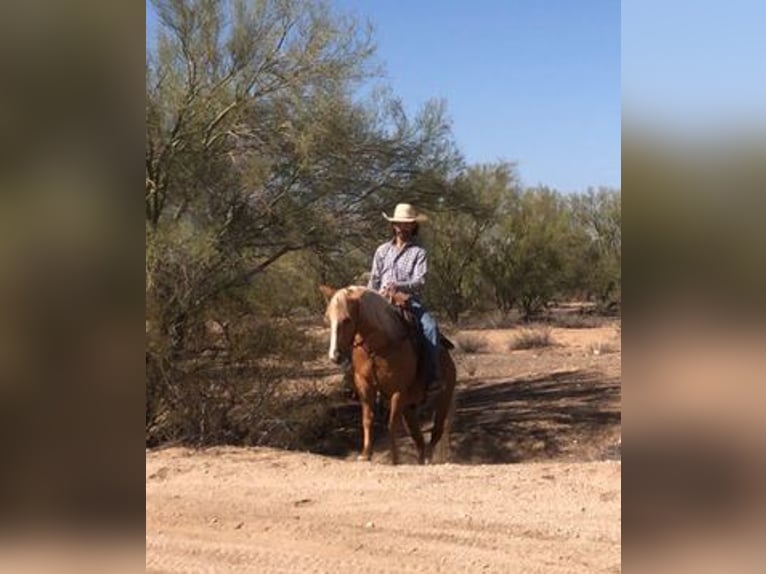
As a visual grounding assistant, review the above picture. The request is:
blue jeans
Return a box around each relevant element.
[409,299,439,385]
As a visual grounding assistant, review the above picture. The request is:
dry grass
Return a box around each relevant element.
[548,313,603,329]
[455,333,489,354]
[509,327,555,350]
[460,357,478,378]
[587,340,620,356]
[447,310,520,330]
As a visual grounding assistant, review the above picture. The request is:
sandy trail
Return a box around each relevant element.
[147,447,620,573]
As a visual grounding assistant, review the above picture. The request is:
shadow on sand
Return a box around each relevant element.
[309,369,620,464]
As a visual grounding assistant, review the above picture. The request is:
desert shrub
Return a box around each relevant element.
[266,389,350,452]
[548,313,602,329]
[145,317,321,446]
[455,333,489,354]
[510,327,555,350]
[485,312,520,329]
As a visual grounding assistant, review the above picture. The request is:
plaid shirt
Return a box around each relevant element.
[367,239,428,297]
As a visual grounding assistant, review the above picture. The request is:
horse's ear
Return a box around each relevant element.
[319,285,337,301]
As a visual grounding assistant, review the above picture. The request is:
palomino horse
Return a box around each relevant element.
[320,285,457,465]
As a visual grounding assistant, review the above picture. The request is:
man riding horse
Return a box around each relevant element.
[367,203,443,402]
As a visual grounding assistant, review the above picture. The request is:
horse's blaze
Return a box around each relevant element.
[328,318,339,361]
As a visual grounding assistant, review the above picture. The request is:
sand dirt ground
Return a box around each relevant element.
[147,320,621,573]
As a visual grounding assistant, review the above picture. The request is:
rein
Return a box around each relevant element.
[352,332,408,356]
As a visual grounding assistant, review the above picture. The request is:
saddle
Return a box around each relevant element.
[385,291,455,351]
[387,291,418,330]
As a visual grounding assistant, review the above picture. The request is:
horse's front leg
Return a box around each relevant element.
[358,396,374,461]
[388,391,403,465]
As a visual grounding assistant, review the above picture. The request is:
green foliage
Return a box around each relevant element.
[480,187,570,318]
[568,187,621,311]
[146,0,464,324]
[471,183,621,320]
[426,163,517,321]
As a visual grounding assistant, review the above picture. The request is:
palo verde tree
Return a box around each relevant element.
[146,0,460,348]
[145,0,464,442]
[426,162,518,322]
[568,187,621,310]
[480,186,576,319]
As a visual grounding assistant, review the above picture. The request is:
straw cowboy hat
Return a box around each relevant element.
[382,203,428,223]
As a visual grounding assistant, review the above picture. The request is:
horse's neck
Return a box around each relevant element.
[357,298,405,349]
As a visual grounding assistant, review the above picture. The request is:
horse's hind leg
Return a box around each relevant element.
[358,398,374,461]
[426,355,456,463]
[388,392,403,465]
[426,387,455,463]
[402,404,426,465]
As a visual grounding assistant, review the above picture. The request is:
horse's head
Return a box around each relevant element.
[320,285,361,364]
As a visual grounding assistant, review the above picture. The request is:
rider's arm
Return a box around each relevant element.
[367,246,383,291]
[395,249,427,296]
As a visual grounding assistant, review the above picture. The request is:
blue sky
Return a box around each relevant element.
[623,0,766,133]
[147,0,621,193]
[337,1,621,193]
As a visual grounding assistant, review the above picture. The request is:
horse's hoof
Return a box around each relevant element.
[356,454,371,462]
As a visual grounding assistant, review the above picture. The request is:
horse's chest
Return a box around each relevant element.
[353,349,417,392]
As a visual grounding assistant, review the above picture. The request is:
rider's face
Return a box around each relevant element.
[393,222,416,239]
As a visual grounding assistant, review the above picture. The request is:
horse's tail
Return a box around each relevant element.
[431,373,457,464]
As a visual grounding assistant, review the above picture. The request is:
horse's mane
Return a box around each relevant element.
[326,287,354,322]
[328,286,406,340]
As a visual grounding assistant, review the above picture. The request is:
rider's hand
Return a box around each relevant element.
[381,283,397,297]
